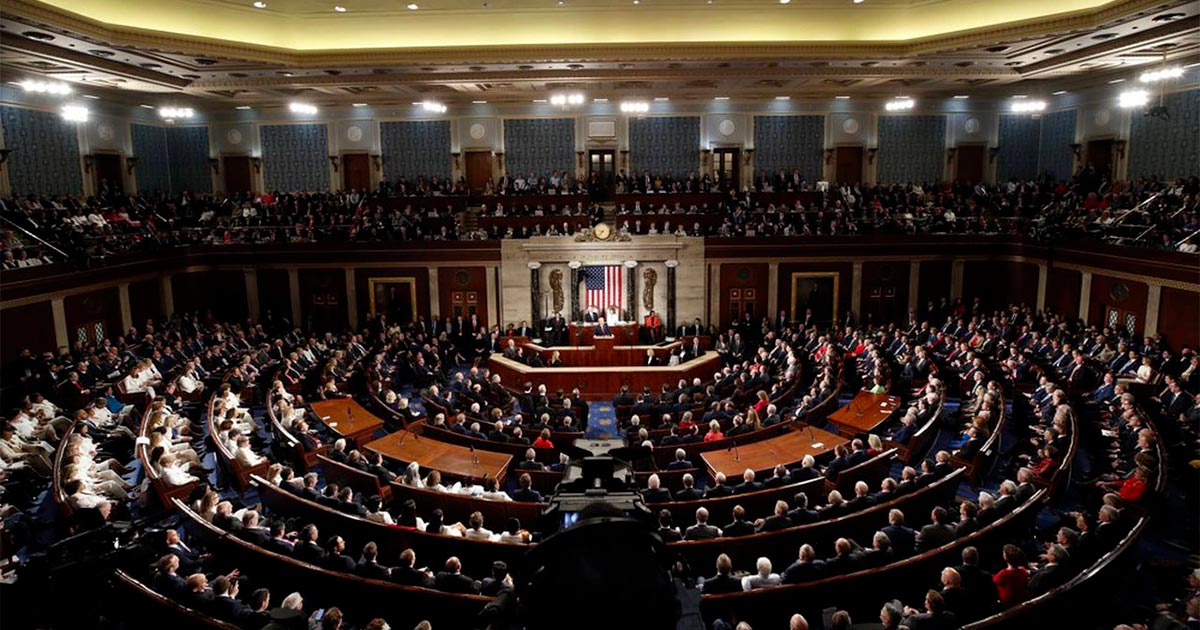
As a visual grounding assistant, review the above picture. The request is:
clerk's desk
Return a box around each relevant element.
[700,425,845,480]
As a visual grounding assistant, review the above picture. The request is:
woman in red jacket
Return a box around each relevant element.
[993,544,1031,608]
[702,420,725,443]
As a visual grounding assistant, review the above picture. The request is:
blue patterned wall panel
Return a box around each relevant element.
[877,115,946,183]
[164,126,212,194]
[629,116,700,178]
[130,123,170,194]
[997,115,1041,182]
[1129,89,1200,181]
[0,105,82,196]
[753,115,824,180]
[380,120,451,182]
[261,123,329,192]
[502,118,574,178]
[1038,110,1076,181]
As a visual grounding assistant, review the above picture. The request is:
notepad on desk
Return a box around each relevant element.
[811,442,824,449]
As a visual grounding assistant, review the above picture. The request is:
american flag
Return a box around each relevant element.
[584,265,623,312]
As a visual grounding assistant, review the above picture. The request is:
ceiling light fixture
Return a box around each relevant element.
[158,107,195,120]
[533,99,548,103]
[352,103,368,107]
[82,94,100,100]
[593,98,608,103]
[407,2,419,8]
[289,102,318,114]
[620,101,649,113]
[1118,89,1149,108]
[1139,66,1184,83]
[654,97,670,102]
[19,80,72,95]
[775,96,791,100]
[139,104,155,109]
[835,95,851,100]
[885,98,915,111]
[472,100,488,104]
[253,1,267,7]
[853,0,864,3]
[952,95,970,99]
[421,101,448,113]
[1052,90,1068,95]
[1011,94,1027,99]
[235,105,253,110]
[333,5,347,12]
[714,96,730,101]
[1009,100,1046,113]
[779,0,790,4]
[60,104,89,123]
[1108,78,1125,84]
[550,93,585,106]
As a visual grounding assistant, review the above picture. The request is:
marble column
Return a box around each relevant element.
[344,268,358,330]
[908,261,921,313]
[288,268,302,329]
[244,269,260,321]
[161,276,175,318]
[1079,271,1093,322]
[428,270,440,319]
[51,298,68,350]
[666,260,679,333]
[1036,264,1048,312]
[118,283,132,332]
[950,259,965,300]
[851,262,863,321]
[767,262,779,320]
[529,262,542,325]
[1144,284,1162,338]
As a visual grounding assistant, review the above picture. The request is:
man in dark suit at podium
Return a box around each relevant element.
[546,312,566,345]
[594,317,613,337]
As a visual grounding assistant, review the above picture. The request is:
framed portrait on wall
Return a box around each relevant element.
[368,278,418,324]
[791,272,840,327]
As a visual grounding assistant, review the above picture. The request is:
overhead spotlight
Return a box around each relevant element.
[421,101,448,113]
[158,107,195,120]
[620,101,649,113]
[1118,89,1149,109]
[351,102,368,107]
[654,97,670,102]
[60,104,89,122]
[835,95,851,100]
[1139,66,1184,83]
[853,0,864,3]
[1052,90,1068,95]
[779,0,790,4]
[885,98,915,111]
[952,95,970,99]
[775,96,791,100]
[472,100,488,104]
[333,5,347,12]
[407,3,419,8]
[253,1,267,7]
[714,96,730,101]
[235,105,253,110]
[1009,100,1046,113]
[19,80,72,95]
[289,102,318,114]
[81,94,100,100]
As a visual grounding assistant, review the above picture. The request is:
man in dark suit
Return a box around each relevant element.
[391,549,434,587]
[704,473,734,498]
[883,509,918,557]
[916,507,957,552]
[786,493,819,526]
[756,500,793,533]
[480,561,513,597]
[674,473,703,501]
[734,469,763,494]
[823,538,863,576]
[510,473,543,503]
[641,474,673,504]
[781,544,825,584]
[955,546,999,618]
[666,449,693,470]
[1029,545,1071,594]
[434,556,479,594]
[701,554,743,594]
[322,536,357,573]
[210,576,251,625]
[684,507,722,540]
[292,525,326,565]
[594,318,613,337]
[356,542,392,580]
[515,448,545,471]
[824,445,851,480]
[721,505,756,537]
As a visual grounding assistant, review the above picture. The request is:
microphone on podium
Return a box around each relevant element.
[470,443,479,465]
[730,439,740,462]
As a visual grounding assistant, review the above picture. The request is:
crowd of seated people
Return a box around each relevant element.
[3,171,1196,267]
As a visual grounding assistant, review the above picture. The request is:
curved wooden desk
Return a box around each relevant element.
[488,351,720,399]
